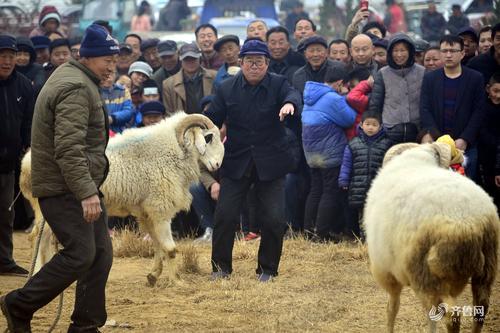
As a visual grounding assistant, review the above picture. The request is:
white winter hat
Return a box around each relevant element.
[128,61,153,78]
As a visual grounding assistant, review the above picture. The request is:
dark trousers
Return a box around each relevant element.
[6,193,113,329]
[0,172,15,269]
[211,173,285,276]
[190,182,215,230]
[240,186,260,234]
[304,167,345,239]
[345,206,362,238]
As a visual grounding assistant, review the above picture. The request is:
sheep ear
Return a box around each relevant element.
[383,143,420,166]
[430,142,451,168]
[192,127,206,155]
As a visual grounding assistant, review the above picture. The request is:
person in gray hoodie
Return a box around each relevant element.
[368,33,425,143]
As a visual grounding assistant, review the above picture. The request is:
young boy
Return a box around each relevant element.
[338,111,392,239]
[478,72,500,208]
[138,101,166,127]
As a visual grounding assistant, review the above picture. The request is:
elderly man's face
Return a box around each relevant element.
[0,49,16,80]
[143,46,161,69]
[329,42,350,64]
[351,35,374,65]
[219,42,239,66]
[267,32,290,61]
[247,21,268,41]
[305,44,328,70]
[294,19,315,42]
[161,53,179,70]
[182,56,201,75]
[241,55,268,85]
[82,54,118,82]
[423,49,443,71]
[196,27,217,54]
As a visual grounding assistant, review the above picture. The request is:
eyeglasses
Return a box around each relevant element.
[440,49,462,54]
[243,59,266,67]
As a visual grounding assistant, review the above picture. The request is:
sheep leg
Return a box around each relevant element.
[471,277,491,333]
[141,221,164,286]
[152,220,177,258]
[385,279,402,333]
[442,297,460,333]
[147,238,164,287]
[372,268,402,333]
[417,294,441,333]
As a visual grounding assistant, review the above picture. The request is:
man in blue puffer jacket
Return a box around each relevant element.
[302,66,356,241]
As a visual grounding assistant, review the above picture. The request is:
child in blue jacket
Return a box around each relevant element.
[302,67,356,241]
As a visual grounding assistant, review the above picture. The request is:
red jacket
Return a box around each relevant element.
[346,80,372,140]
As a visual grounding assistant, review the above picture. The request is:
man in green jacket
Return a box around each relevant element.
[0,24,119,333]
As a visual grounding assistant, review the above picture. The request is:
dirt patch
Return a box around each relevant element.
[1,231,499,332]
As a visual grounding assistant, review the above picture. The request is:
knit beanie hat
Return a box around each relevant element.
[128,61,153,77]
[79,24,119,58]
[140,101,166,116]
[39,6,61,27]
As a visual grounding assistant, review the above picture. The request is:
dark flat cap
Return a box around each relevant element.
[158,40,177,56]
[140,38,160,52]
[214,35,240,52]
[458,27,479,43]
[297,35,328,53]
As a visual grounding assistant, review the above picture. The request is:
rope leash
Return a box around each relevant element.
[29,218,63,333]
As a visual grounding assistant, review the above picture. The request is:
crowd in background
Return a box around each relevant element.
[1,1,500,257]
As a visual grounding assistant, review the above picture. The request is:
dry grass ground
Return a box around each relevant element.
[1,230,500,333]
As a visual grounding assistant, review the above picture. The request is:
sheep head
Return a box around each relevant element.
[383,142,451,168]
[175,114,224,172]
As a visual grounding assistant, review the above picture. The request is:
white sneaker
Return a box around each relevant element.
[194,227,213,243]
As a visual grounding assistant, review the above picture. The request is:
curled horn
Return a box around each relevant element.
[175,114,216,145]
[382,143,420,166]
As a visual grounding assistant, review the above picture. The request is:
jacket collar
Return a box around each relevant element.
[69,59,100,85]
[240,71,271,89]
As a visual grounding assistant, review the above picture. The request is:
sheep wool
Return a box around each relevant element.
[364,142,499,333]
[20,112,224,286]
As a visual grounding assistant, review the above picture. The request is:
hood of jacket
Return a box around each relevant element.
[303,81,332,106]
[387,33,416,69]
[16,37,36,64]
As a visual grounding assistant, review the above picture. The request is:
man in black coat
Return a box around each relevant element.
[468,23,500,84]
[205,39,301,282]
[267,26,305,83]
[0,35,34,277]
[420,35,485,179]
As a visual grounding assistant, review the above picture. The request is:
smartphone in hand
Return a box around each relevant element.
[360,0,369,10]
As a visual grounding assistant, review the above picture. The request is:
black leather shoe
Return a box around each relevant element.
[0,295,31,333]
[0,265,29,277]
[67,324,101,333]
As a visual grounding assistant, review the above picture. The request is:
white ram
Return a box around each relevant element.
[364,142,499,333]
[20,112,224,286]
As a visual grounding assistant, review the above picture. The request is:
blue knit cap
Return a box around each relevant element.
[79,24,119,58]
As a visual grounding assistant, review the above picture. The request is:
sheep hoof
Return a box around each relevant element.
[147,273,157,287]
[167,249,177,259]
